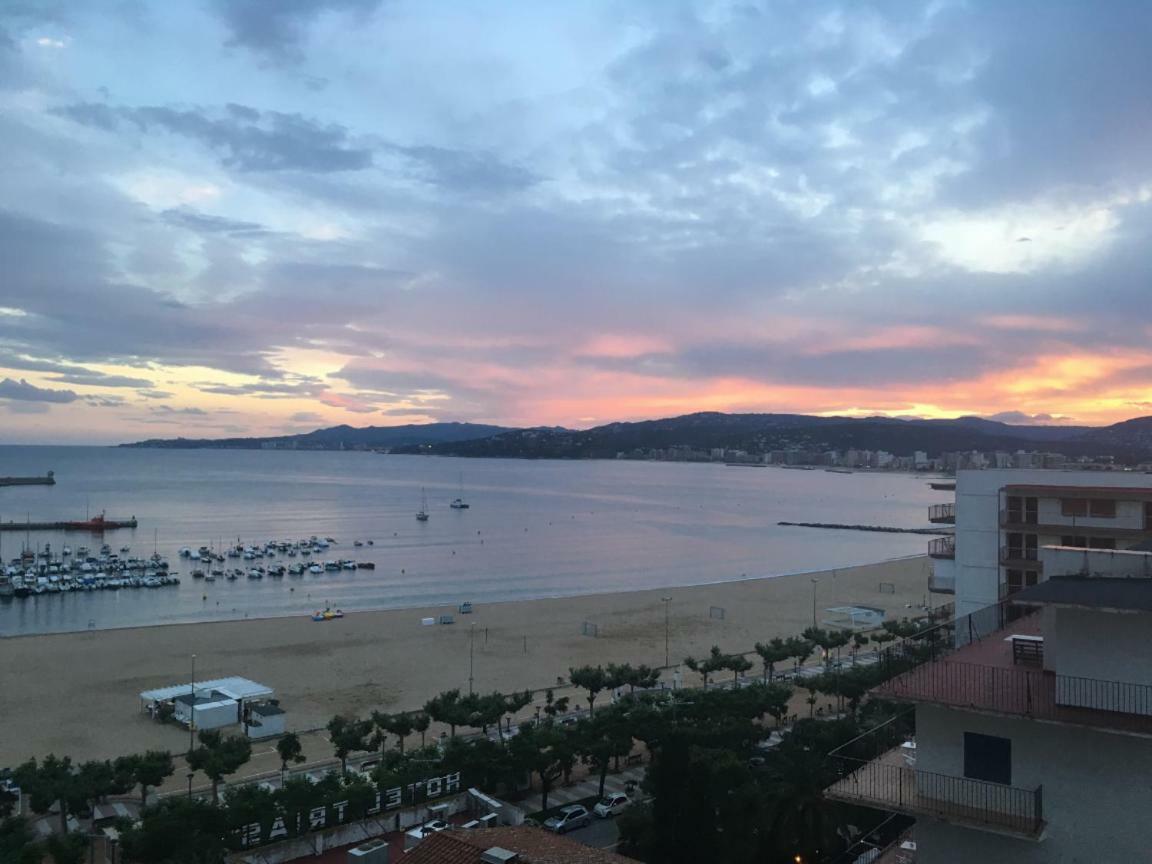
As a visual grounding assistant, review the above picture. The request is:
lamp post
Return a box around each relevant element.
[188,653,197,751]
[661,596,672,668]
[811,578,819,628]
[468,623,475,695]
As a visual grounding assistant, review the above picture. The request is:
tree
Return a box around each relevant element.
[276,734,305,779]
[116,751,175,808]
[186,731,252,803]
[121,797,230,864]
[576,708,634,797]
[501,691,533,738]
[753,638,791,683]
[541,689,570,719]
[326,716,373,775]
[425,689,467,738]
[45,833,88,864]
[569,665,608,716]
[0,814,42,864]
[412,712,431,749]
[13,755,82,835]
[726,653,753,686]
[511,720,575,814]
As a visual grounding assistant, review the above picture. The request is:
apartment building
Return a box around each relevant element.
[827,473,1152,863]
[926,469,1152,617]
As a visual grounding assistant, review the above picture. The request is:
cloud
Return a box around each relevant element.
[49,372,154,388]
[210,0,384,63]
[0,377,78,403]
[159,207,271,236]
[55,103,374,172]
[984,411,1061,425]
[289,410,324,422]
[395,145,541,194]
[149,405,209,415]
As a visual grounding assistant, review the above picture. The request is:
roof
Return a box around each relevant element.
[139,676,272,702]
[403,826,635,864]
[1012,576,1152,613]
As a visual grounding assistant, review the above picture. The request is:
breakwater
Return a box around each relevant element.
[778,521,951,536]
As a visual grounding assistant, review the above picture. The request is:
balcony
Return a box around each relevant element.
[999,510,1149,538]
[826,715,1044,840]
[999,546,1041,568]
[928,503,955,524]
[927,536,955,559]
[871,604,1152,737]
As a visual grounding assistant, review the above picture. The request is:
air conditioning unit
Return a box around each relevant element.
[479,813,499,827]
[480,849,519,864]
[347,838,389,864]
[461,820,481,830]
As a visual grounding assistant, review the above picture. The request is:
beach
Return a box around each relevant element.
[0,555,931,769]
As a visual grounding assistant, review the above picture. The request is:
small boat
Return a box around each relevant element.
[450,473,470,509]
[416,488,430,522]
[311,608,345,622]
[356,561,376,570]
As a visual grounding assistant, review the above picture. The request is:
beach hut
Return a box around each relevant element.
[244,700,286,739]
[139,676,274,730]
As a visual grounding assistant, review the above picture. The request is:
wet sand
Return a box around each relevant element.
[0,555,931,767]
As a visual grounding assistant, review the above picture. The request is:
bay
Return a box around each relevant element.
[0,447,944,635]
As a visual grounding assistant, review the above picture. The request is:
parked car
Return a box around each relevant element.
[593,792,631,818]
[543,804,592,833]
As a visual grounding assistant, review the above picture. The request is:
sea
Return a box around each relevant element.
[0,447,947,636]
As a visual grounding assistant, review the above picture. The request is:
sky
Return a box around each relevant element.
[1,0,1151,444]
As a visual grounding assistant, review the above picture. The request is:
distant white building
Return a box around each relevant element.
[927,469,1152,617]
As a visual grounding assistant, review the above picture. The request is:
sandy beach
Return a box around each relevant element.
[0,555,931,769]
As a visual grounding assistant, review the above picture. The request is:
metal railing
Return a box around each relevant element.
[999,545,1039,565]
[928,503,955,523]
[828,755,1044,838]
[927,536,955,559]
[827,710,1044,839]
[871,601,1152,733]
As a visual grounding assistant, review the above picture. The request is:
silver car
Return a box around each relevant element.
[543,804,592,833]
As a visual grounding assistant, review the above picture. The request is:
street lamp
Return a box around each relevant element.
[468,623,475,695]
[661,596,672,668]
[810,578,819,628]
[188,653,197,751]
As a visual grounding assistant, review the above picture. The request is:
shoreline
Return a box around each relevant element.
[0,555,932,766]
[0,553,928,639]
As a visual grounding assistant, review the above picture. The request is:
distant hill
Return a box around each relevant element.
[390,412,1150,462]
[119,422,514,451]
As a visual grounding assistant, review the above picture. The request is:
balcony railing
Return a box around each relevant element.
[825,713,1044,840]
[870,601,1152,736]
[928,503,955,524]
[999,545,1040,567]
[927,536,955,559]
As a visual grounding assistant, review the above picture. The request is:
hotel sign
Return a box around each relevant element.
[235,771,462,848]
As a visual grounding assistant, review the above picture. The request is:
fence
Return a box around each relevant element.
[828,710,1044,838]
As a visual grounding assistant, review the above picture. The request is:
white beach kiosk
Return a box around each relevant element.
[139,676,274,733]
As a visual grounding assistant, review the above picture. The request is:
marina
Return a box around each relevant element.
[0,447,941,636]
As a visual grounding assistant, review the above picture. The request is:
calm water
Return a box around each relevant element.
[0,448,944,635]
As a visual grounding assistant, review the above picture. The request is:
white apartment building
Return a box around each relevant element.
[927,469,1152,616]
[827,470,1152,863]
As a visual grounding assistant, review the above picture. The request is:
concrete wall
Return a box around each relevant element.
[1045,608,1152,712]
[915,703,1152,863]
[1040,546,1152,580]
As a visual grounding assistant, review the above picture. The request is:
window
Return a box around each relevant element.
[1061,498,1088,517]
[1061,535,1088,548]
[964,732,1012,785]
[1090,499,1116,518]
[1089,537,1116,550]
[1146,502,1152,532]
